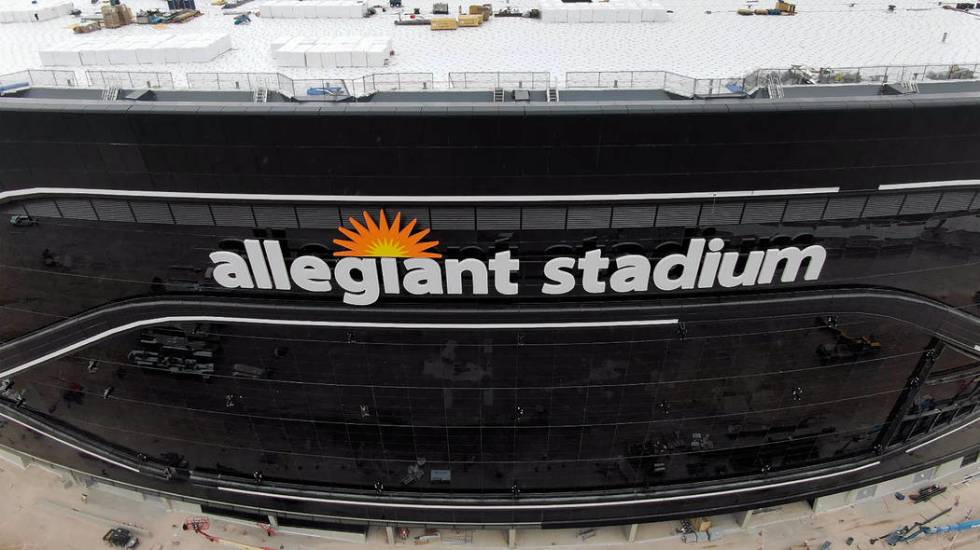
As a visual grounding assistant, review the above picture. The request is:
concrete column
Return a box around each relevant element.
[266,514,279,529]
[625,523,639,542]
[508,528,517,548]
[936,457,963,479]
[385,526,395,545]
[812,491,850,514]
[0,448,29,470]
[735,509,754,529]
[0,447,27,470]
[92,481,145,502]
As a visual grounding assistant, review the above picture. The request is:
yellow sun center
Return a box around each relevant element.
[366,239,408,257]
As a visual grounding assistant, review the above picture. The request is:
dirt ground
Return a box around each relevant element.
[0,458,978,550]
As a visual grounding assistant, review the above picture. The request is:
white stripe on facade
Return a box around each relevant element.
[0,186,839,204]
[0,412,141,473]
[878,180,980,191]
[3,183,979,207]
[905,417,980,454]
[0,315,678,379]
[216,461,881,510]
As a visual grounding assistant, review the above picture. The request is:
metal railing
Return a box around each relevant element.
[3,62,980,99]
[0,69,79,88]
[353,72,435,95]
[290,78,350,99]
[566,70,669,89]
[564,62,980,95]
[186,72,292,93]
[87,70,175,90]
[186,72,350,99]
[448,71,551,90]
[566,70,746,97]
[691,77,748,97]
[811,63,979,84]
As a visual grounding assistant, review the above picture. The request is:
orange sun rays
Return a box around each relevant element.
[333,210,441,258]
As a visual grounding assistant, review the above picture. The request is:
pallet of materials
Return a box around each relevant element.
[394,16,430,24]
[430,17,457,29]
[222,0,254,8]
[457,14,482,26]
[537,0,667,23]
[170,9,202,22]
[469,3,491,20]
[135,9,201,24]
[0,0,74,23]
[101,2,135,28]
[72,21,103,33]
[261,0,367,18]
[39,32,233,66]
[272,35,392,67]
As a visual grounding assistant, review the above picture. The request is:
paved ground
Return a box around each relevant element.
[0,458,978,550]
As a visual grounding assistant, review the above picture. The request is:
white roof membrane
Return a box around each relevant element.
[1,0,979,85]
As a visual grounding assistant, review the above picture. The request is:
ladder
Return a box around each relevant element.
[253,87,268,103]
[900,80,920,94]
[766,73,784,99]
[492,87,504,102]
[547,87,559,103]
[101,87,119,101]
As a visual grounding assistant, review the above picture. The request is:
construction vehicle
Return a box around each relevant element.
[872,507,952,544]
[102,528,139,548]
[816,316,882,363]
[921,518,980,535]
[182,517,275,550]
[9,215,36,226]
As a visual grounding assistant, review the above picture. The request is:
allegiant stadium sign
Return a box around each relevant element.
[209,210,826,306]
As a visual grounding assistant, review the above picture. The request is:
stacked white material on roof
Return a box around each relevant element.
[538,0,668,24]
[0,0,73,23]
[272,35,392,68]
[39,33,232,66]
[261,0,367,19]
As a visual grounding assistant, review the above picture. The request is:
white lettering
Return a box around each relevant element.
[716,251,764,288]
[696,238,725,289]
[209,238,828,304]
[652,238,705,291]
[542,257,576,295]
[757,245,827,284]
[380,257,400,294]
[289,255,332,292]
[263,240,291,290]
[445,258,489,295]
[489,251,519,295]
[210,251,254,289]
[335,258,380,306]
[578,249,610,294]
[403,258,444,295]
[609,255,651,293]
[244,239,272,289]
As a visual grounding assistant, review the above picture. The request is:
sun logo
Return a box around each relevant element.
[333,210,441,258]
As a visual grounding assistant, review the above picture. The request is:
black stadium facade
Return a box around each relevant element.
[1,86,979,528]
